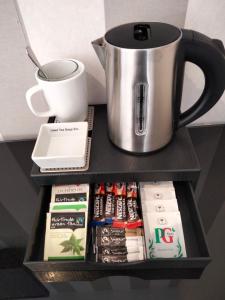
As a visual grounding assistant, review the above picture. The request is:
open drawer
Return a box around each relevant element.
[24,181,210,282]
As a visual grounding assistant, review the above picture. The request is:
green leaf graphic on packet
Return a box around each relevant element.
[60,233,84,255]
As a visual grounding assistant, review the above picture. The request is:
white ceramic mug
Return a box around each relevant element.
[26,59,88,122]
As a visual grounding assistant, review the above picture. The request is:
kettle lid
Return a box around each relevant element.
[105,22,181,49]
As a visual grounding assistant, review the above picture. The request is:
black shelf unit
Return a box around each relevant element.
[24,105,210,282]
[31,105,200,185]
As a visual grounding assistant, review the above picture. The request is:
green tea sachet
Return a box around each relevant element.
[44,211,87,261]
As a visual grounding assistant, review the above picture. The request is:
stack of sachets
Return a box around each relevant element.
[140,181,187,259]
[44,184,89,261]
[94,226,145,263]
[92,182,143,228]
[91,182,145,263]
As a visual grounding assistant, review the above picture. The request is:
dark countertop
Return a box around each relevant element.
[0,125,225,300]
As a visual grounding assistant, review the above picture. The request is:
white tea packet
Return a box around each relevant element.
[140,188,177,201]
[143,212,186,259]
[140,181,176,201]
[127,251,144,262]
[51,184,89,205]
[126,236,145,249]
[44,212,87,261]
[125,228,145,253]
[141,200,179,214]
[139,181,174,189]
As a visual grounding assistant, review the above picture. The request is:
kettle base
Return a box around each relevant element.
[108,134,174,155]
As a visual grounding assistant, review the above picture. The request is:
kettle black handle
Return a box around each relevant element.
[176,29,225,128]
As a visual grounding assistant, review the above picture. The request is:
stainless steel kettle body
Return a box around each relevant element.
[92,22,225,153]
[105,37,181,153]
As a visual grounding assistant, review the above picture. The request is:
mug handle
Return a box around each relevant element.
[26,85,55,117]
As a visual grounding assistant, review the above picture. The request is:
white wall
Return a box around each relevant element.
[0,0,224,140]
[104,0,188,29]
[0,0,47,140]
[17,0,106,105]
[16,0,187,107]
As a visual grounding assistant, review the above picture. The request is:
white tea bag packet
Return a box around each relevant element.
[127,251,144,262]
[44,212,87,261]
[51,184,89,207]
[140,188,177,201]
[143,212,186,259]
[139,181,174,190]
[140,181,176,201]
[141,200,179,214]
[126,236,145,249]
[125,228,145,252]
[126,245,144,254]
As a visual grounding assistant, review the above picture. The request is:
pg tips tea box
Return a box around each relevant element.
[143,212,187,259]
[44,211,87,261]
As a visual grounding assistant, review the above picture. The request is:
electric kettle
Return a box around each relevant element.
[92,22,225,153]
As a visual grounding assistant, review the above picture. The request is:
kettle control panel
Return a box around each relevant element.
[135,83,148,136]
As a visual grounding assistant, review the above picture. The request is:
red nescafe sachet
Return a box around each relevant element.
[91,182,143,228]
[113,182,127,228]
[126,182,143,229]
[105,183,115,224]
[92,183,105,226]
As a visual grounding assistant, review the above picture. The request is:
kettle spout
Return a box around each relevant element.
[91,37,106,70]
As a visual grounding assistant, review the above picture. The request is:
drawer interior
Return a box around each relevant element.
[24,181,210,280]
[172,182,209,258]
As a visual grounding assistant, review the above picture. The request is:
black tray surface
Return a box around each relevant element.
[24,182,210,281]
[31,105,200,185]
